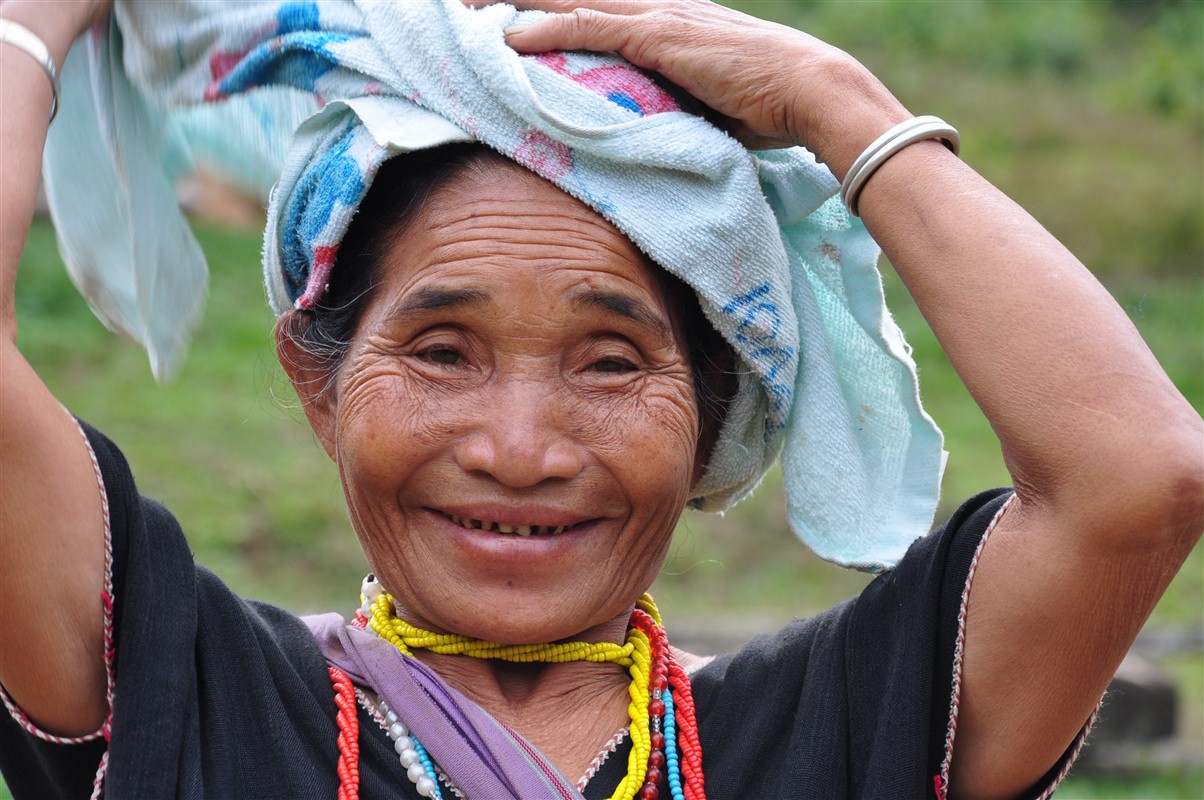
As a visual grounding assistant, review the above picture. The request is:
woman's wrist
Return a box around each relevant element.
[788,50,913,180]
[0,0,102,64]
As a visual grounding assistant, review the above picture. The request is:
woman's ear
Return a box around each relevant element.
[275,312,339,461]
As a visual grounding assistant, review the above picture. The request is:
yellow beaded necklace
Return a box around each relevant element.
[365,591,666,800]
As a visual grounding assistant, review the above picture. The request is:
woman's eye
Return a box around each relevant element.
[421,347,462,365]
[591,358,636,374]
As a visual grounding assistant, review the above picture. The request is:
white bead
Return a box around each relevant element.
[385,709,400,726]
[399,748,420,768]
[361,574,383,602]
[394,735,414,754]
[407,762,427,783]
[415,776,438,797]
[389,722,407,740]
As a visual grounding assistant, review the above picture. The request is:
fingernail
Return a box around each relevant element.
[503,24,529,38]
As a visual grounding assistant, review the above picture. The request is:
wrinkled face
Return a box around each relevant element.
[308,163,700,644]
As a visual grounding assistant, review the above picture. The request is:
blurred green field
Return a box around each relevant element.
[8,1,1202,797]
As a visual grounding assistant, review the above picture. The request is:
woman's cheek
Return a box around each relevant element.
[336,370,444,487]
[576,380,675,436]
[636,376,700,464]
[584,374,699,494]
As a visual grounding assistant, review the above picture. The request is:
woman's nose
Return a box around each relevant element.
[453,381,585,487]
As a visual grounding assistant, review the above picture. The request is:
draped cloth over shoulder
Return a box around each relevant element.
[304,613,586,799]
[44,0,945,571]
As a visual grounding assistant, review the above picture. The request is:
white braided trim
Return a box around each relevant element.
[1032,706,1100,800]
[575,726,630,791]
[935,494,1013,795]
[0,415,115,796]
[935,492,1101,799]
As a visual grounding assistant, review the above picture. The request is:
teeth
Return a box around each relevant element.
[445,513,572,536]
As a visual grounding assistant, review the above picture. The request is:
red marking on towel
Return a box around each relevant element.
[299,244,340,309]
[514,130,573,179]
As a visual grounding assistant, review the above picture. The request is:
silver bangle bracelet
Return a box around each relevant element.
[840,115,960,217]
[0,18,61,123]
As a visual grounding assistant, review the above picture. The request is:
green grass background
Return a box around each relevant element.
[7,1,1202,797]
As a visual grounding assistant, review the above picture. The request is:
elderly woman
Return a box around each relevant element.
[1,1,1200,799]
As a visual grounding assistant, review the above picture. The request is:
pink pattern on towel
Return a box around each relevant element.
[531,53,678,116]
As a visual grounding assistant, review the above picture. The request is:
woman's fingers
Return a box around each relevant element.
[504,7,635,58]
[480,0,907,162]
[466,0,645,14]
[499,2,810,146]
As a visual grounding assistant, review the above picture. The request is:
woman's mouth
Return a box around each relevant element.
[441,513,578,537]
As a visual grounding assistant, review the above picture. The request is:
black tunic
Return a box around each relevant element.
[1,423,1082,799]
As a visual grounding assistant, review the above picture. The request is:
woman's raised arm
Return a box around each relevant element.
[1,0,114,737]
[501,2,1204,797]
[840,127,1201,799]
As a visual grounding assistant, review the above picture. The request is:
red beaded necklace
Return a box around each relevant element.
[327,595,706,800]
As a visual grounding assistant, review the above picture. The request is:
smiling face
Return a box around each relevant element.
[287,161,701,644]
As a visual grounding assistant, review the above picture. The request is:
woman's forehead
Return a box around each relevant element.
[371,162,673,312]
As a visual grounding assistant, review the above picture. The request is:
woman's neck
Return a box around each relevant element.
[363,592,713,792]
[405,617,635,783]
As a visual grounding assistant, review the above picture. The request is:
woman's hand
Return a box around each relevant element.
[484,0,910,175]
[0,0,112,54]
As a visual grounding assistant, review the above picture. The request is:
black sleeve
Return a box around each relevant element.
[688,488,1014,800]
[0,728,107,800]
[0,421,344,800]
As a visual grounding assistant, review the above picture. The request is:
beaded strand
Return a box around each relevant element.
[617,623,654,800]
[371,607,636,664]
[350,580,705,800]
[631,608,670,800]
[667,659,705,800]
[663,691,685,800]
[374,695,444,799]
[637,593,704,800]
[330,667,361,800]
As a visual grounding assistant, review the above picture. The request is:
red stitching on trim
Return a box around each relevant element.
[88,749,109,800]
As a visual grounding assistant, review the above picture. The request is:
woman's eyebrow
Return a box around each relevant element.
[384,287,491,320]
[570,287,671,339]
